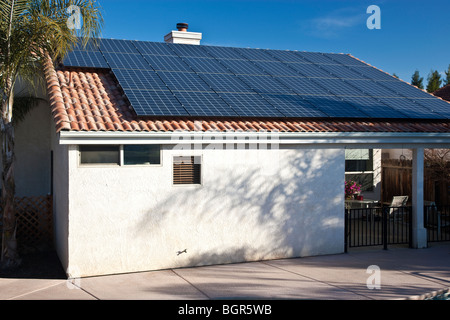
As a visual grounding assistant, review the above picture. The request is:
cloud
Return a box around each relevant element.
[303,7,366,38]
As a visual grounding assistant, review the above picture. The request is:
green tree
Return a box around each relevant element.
[411,70,424,89]
[426,70,442,93]
[0,0,103,268]
[444,64,450,86]
[392,73,399,79]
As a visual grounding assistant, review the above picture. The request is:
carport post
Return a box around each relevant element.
[411,148,428,248]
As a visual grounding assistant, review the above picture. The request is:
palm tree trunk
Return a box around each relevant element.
[1,0,19,265]
[1,91,19,267]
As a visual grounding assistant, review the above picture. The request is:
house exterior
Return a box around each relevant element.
[10,25,450,277]
[434,84,450,102]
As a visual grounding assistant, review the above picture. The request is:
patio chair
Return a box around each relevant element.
[388,196,409,220]
[390,196,409,207]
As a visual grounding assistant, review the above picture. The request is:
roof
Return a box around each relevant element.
[43,63,449,134]
[434,84,450,102]
[44,39,450,134]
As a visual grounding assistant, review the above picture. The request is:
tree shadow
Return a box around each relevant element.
[131,147,345,271]
[137,242,450,300]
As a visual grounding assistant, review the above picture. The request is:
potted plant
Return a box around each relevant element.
[345,180,362,200]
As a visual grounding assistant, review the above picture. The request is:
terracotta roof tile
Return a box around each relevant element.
[42,59,449,134]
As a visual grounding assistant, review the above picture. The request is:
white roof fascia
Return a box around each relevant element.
[58,130,450,149]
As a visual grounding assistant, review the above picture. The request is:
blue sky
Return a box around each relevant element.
[98,0,449,86]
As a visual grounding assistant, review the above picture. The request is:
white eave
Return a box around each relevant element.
[58,130,450,149]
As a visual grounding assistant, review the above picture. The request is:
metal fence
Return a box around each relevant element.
[345,204,450,251]
[345,206,412,251]
[424,205,450,242]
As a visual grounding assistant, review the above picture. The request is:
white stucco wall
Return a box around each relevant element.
[51,127,69,273]
[64,144,345,277]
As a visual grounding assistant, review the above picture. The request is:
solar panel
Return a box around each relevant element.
[341,96,408,118]
[276,77,332,96]
[123,89,188,116]
[237,75,294,94]
[218,92,286,117]
[346,79,398,97]
[173,91,238,116]
[202,45,245,60]
[413,99,450,118]
[133,41,177,56]
[63,50,109,68]
[301,95,370,118]
[294,52,339,65]
[318,64,367,80]
[264,50,309,63]
[378,80,433,99]
[64,38,450,120]
[377,97,444,119]
[143,54,192,72]
[167,43,212,58]
[313,78,368,97]
[287,63,335,78]
[182,57,232,74]
[217,59,267,75]
[98,38,139,53]
[251,61,302,77]
[261,94,328,118]
[348,66,395,81]
[102,52,150,70]
[232,47,278,61]
[157,71,213,92]
[322,53,369,67]
[198,73,254,93]
[112,69,168,91]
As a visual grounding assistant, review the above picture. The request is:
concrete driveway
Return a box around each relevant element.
[1,243,449,300]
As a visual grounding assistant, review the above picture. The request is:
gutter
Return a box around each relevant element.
[58,130,450,148]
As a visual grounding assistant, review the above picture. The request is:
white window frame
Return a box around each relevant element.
[78,144,162,167]
[345,149,375,192]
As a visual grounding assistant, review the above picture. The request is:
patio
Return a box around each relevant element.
[345,204,450,251]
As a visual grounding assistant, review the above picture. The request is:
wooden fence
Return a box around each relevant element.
[381,159,449,206]
[0,195,53,253]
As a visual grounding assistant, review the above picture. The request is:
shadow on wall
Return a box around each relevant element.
[133,148,345,270]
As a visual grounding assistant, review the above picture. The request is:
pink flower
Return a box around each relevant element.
[345,180,361,197]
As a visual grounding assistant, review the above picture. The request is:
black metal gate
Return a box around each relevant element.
[424,205,450,243]
[345,206,412,251]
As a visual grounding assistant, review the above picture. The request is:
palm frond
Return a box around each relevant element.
[0,0,103,126]
[26,1,101,67]
[0,0,29,21]
[12,94,44,125]
[0,0,105,266]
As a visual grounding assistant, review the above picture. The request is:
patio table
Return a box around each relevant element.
[345,199,380,209]
[345,199,381,225]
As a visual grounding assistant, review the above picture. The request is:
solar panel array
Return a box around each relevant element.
[63,38,450,119]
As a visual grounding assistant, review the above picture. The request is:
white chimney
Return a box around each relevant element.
[164,23,202,45]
